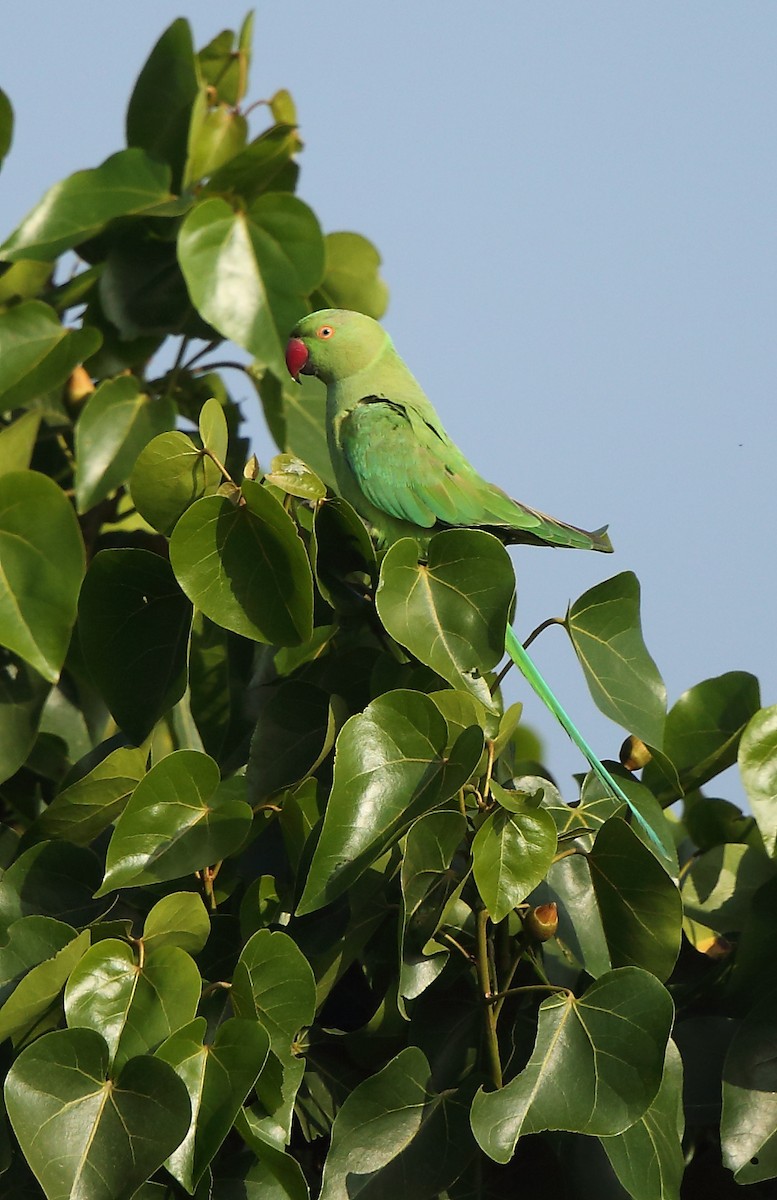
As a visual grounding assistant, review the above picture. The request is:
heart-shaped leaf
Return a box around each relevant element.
[130,430,223,535]
[313,231,388,319]
[97,750,252,893]
[473,788,558,922]
[5,1027,191,1200]
[142,892,211,955]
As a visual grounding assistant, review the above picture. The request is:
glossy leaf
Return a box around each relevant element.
[643,671,761,803]
[0,929,89,1045]
[472,791,557,923]
[0,916,76,1007]
[0,841,103,931]
[399,811,467,1005]
[319,1047,474,1200]
[0,649,49,784]
[376,530,515,708]
[78,548,192,743]
[170,479,314,646]
[158,1017,269,1191]
[312,495,377,614]
[681,843,775,933]
[5,1027,191,1200]
[0,412,41,476]
[98,750,252,893]
[178,194,324,375]
[247,681,335,804]
[0,301,100,412]
[205,124,301,203]
[739,704,777,857]
[264,454,326,501]
[0,471,84,681]
[588,818,682,980]
[565,572,666,746]
[721,996,777,1183]
[297,691,483,914]
[218,1141,310,1200]
[471,967,674,1162]
[143,892,211,955]
[64,940,201,1070]
[314,231,388,319]
[1,149,175,262]
[74,376,175,513]
[34,743,147,845]
[601,1040,685,1200]
[130,429,223,535]
[126,18,199,189]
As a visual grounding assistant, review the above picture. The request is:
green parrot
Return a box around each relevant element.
[286,309,661,849]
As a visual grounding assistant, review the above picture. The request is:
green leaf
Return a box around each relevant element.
[0,471,84,682]
[265,454,326,501]
[601,1041,685,1200]
[0,258,52,307]
[0,841,103,932]
[0,650,50,784]
[178,194,324,375]
[74,376,175,513]
[232,929,316,1145]
[0,88,12,170]
[157,1017,269,1191]
[319,1047,475,1200]
[0,300,101,413]
[254,370,335,488]
[98,750,251,893]
[399,810,467,1006]
[217,1141,309,1200]
[5,1027,191,1200]
[126,18,199,190]
[298,691,483,914]
[199,396,229,465]
[247,681,335,805]
[1,149,175,262]
[314,232,388,319]
[78,549,192,743]
[0,916,75,1007]
[565,572,666,746]
[0,412,41,476]
[184,92,248,188]
[0,929,89,1045]
[130,429,223,535]
[588,818,682,981]
[64,940,201,1070]
[33,743,147,846]
[721,995,777,1183]
[681,843,775,933]
[471,967,674,1162]
[376,530,515,708]
[739,705,777,857]
[643,671,761,803]
[312,495,377,614]
[205,125,301,203]
[473,790,557,923]
[169,479,314,646]
[143,892,211,955]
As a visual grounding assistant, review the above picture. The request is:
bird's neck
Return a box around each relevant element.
[327,341,420,416]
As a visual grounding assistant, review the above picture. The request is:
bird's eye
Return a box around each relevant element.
[316,325,334,339]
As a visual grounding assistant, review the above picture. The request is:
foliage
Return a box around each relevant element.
[0,14,774,1199]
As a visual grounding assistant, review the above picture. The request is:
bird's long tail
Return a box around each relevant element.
[503,625,663,849]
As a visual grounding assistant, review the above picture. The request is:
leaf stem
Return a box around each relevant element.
[522,616,566,652]
[488,982,570,1005]
[476,908,503,1089]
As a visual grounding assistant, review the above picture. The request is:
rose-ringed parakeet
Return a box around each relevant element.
[286,309,661,848]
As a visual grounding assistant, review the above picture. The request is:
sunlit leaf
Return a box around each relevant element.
[721,995,777,1184]
[472,789,557,923]
[130,429,223,535]
[34,743,147,845]
[739,705,777,857]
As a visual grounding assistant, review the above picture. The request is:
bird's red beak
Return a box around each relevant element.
[285,337,309,383]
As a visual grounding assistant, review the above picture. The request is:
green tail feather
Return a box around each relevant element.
[503,625,663,850]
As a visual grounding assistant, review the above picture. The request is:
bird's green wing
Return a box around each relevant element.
[339,397,611,550]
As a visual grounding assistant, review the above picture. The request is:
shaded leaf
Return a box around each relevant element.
[681,842,775,934]
[74,376,175,513]
[247,681,335,805]
[471,967,674,1162]
[312,495,377,614]
[98,750,252,893]
[169,479,314,646]
[297,691,483,914]
[0,412,41,476]
[126,17,199,189]
[0,841,103,932]
[0,916,75,1007]
[376,530,514,709]
[0,650,49,785]
[565,572,666,747]
[721,995,777,1184]
[5,1027,191,1200]
[0,300,100,413]
[472,790,557,923]
[739,705,777,857]
[78,548,192,744]
[0,87,12,170]
[158,1017,269,1191]
[64,940,201,1070]
[205,125,301,204]
[34,743,147,846]
[400,810,467,1006]
[0,929,89,1045]
[1,149,175,262]
[130,429,223,535]
[178,194,324,375]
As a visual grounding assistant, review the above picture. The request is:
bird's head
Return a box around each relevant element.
[285,309,390,384]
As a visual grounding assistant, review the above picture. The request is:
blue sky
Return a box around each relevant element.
[2,2,775,805]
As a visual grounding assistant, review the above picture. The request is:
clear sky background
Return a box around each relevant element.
[2,2,775,807]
